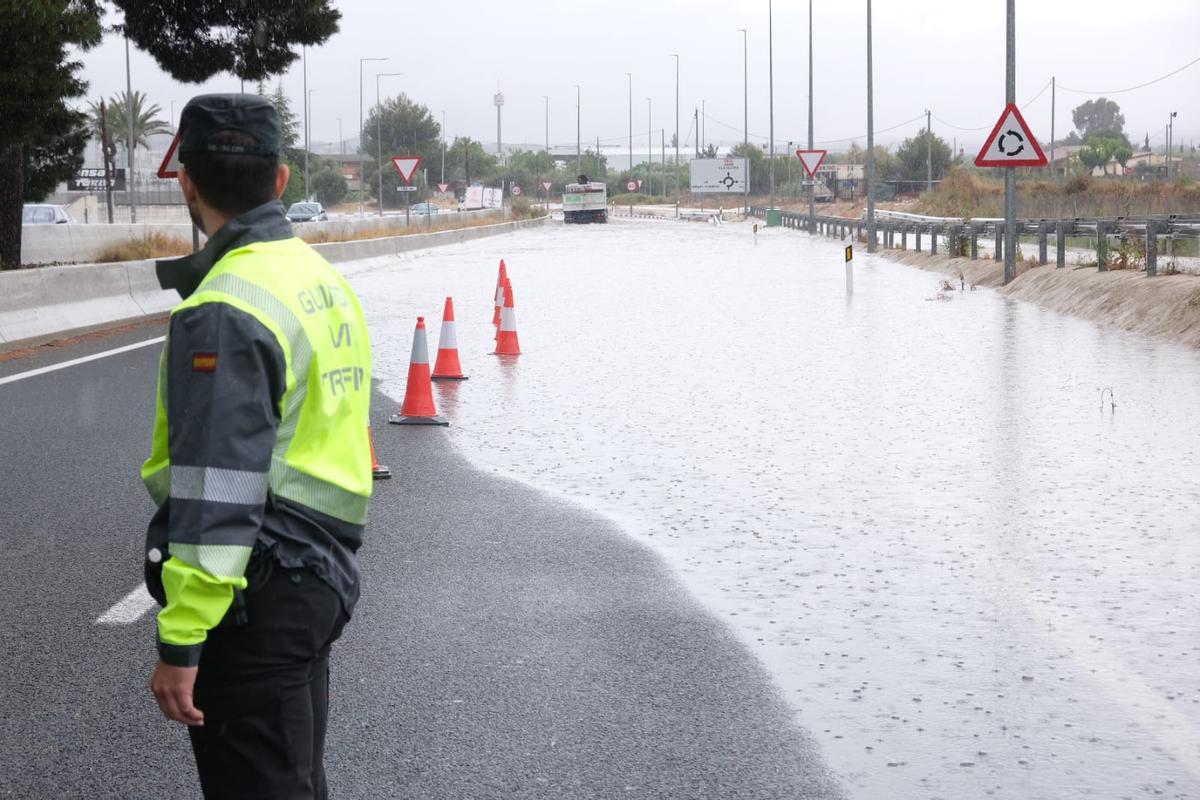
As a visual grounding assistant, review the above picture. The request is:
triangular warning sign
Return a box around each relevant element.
[157,132,182,179]
[541,181,552,192]
[795,149,827,178]
[975,103,1047,168]
[390,156,422,183]
[437,182,449,193]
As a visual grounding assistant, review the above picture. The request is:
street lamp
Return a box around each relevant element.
[738,27,748,214]
[359,56,388,216]
[626,73,633,217]
[768,0,775,212]
[647,97,652,196]
[440,110,446,186]
[306,88,315,200]
[375,71,403,217]
[575,85,581,176]
[671,54,679,209]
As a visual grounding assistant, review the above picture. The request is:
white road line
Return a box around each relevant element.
[96,584,157,625]
[0,336,164,387]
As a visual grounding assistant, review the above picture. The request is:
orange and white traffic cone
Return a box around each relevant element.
[492,278,521,356]
[492,259,508,328]
[368,427,392,480]
[389,316,449,426]
[431,297,468,381]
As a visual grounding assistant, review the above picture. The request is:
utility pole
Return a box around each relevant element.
[124,27,136,224]
[359,56,387,216]
[701,99,705,152]
[440,110,446,185]
[647,98,652,196]
[1050,77,1056,182]
[807,0,815,232]
[303,47,310,201]
[575,85,581,175]
[768,0,776,212]
[672,54,680,206]
[376,72,403,217]
[661,127,665,199]
[495,82,504,166]
[1003,0,1016,284]
[307,89,315,200]
[926,108,932,193]
[866,0,876,252]
[695,108,700,157]
[627,73,633,217]
[1169,111,1177,180]
[739,27,748,213]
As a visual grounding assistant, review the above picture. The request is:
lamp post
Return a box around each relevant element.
[866,0,876,252]
[542,95,549,205]
[647,97,652,196]
[306,87,315,199]
[627,72,633,217]
[739,27,748,214]
[375,72,403,217]
[338,118,343,155]
[359,56,387,216]
[123,25,136,224]
[671,54,679,210]
[575,85,581,175]
[807,0,815,232]
[768,0,775,212]
[440,111,446,186]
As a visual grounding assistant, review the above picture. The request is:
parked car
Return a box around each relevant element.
[285,202,328,222]
[411,202,439,216]
[22,204,74,224]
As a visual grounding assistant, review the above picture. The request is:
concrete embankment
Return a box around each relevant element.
[883,250,1200,349]
[0,216,547,347]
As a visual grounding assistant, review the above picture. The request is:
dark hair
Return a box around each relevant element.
[181,131,280,215]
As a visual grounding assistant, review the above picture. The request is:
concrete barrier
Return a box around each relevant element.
[19,209,500,265]
[0,215,547,347]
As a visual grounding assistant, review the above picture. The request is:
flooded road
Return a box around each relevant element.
[349,218,1200,800]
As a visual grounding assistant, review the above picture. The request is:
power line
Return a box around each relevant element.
[932,80,1052,132]
[1057,55,1200,94]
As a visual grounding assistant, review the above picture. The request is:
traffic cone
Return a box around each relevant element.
[368,427,392,480]
[493,278,521,355]
[492,259,507,327]
[389,317,449,426]
[431,297,468,381]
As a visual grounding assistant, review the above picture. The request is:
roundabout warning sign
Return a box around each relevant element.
[975,103,1046,168]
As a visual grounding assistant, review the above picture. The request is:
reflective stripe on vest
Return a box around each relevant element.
[142,238,371,525]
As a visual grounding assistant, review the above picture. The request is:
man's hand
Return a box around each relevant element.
[150,661,204,726]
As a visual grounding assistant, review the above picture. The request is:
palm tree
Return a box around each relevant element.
[86,90,171,155]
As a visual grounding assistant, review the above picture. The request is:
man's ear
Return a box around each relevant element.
[178,167,198,204]
[275,163,290,199]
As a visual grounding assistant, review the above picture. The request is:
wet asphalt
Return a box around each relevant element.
[0,323,841,799]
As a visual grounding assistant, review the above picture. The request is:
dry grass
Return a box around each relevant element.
[918,169,1200,219]
[95,232,193,263]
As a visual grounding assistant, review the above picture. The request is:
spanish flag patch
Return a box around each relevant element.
[192,352,218,373]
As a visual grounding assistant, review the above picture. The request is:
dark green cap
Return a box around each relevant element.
[178,93,281,160]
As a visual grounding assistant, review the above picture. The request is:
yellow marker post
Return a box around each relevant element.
[844,243,854,295]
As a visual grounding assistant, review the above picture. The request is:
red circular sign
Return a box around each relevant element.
[511,185,522,196]
[626,181,637,191]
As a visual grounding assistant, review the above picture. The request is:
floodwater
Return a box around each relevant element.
[347,218,1200,800]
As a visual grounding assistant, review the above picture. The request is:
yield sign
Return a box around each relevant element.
[975,103,1047,168]
[390,156,422,184]
[437,182,449,193]
[795,149,827,178]
[541,181,552,192]
[157,132,182,179]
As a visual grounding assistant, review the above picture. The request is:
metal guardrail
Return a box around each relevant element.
[750,207,1200,276]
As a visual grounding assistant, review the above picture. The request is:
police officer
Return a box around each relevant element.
[142,94,372,800]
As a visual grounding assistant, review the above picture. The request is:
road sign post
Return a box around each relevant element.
[844,243,854,296]
[974,96,1047,284]
[391,156,422,226]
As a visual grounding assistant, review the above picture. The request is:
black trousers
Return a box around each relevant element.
[188,557,348,800]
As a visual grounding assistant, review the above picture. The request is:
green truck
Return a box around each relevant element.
[562,178,608,224]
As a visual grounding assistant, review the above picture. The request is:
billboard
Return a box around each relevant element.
[689,157,749,194]
[462,185,504,210]
[68,167,126,192]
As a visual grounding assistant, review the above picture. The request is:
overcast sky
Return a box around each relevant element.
[78,0,1199,156]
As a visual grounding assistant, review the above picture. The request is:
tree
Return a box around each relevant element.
[1142,132,1151,153]
[730,142,766,195]
[360,94,441,208]
[0,1,103,269]
[309,158,347,207]
[264,82,300,159]
[86,90,171,155]
[114,1,339,82]
[894,130,952,184]
[1080,132,1133,176]
[701,144,718,158]
[443,137,499,192]
[1072,98,1125,139]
